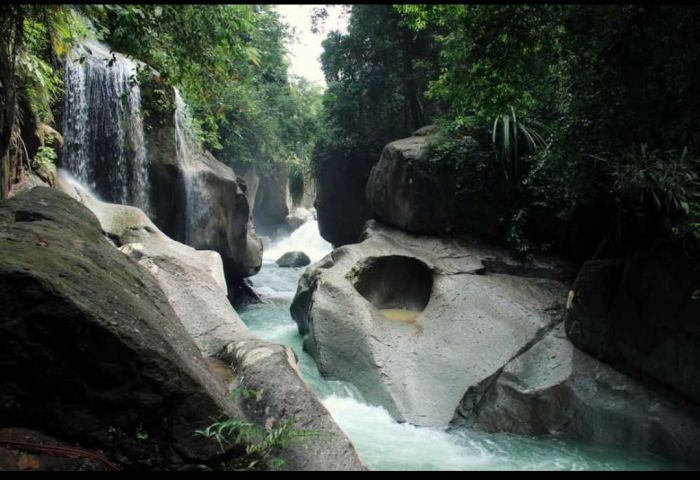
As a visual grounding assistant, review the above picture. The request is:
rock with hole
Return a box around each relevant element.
[291,221,567,427]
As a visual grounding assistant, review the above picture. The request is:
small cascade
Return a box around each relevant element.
[61,40,151,216]
[263,219,333,263]
[173,89,204,245]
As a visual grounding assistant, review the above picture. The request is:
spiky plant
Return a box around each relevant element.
[491,107,550,195]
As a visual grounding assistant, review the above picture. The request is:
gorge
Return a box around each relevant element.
[1,4,700,472]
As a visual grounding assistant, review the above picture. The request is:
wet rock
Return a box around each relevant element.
[565,243,700,404]
[291,221,567,427]
[223,339,366,471]
[144,87,262,283]
[252,167,291,236]
[276,251,311,268]
[185,152,263,281]
[464,323,700,466]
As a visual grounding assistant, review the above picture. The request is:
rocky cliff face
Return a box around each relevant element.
[251,167,291,236]
[313,148,378,247]
[59,47,262,287]
[565,243,700,404]
[143,84,262,283]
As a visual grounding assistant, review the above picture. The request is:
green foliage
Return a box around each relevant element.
[135,424,148,442]
[87,4,323,174]
[230,387,264,402]
[318,5,438,160]
[17,49,61,124]
[13,7,89,124]
[32,144,56,171]
[392,4,700,257]
[597,145,700,217]
[491,107,551,196]
[197,415,320,471]
[288,160,305,206]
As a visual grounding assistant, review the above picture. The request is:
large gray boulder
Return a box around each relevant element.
[291,221,568,427]
[185,151,263,281]
[463,324,700,466]
[565,244,700,404]
[365,132,507,242]
[56,175,365,470]
[276,251,311,268]
[0,187,241,469]
[366,136,450,235]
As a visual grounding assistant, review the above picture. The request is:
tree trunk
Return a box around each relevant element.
[401,29,424,132]
[0,7,23,199]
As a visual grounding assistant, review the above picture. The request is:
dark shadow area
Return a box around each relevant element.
[350,255,433,311]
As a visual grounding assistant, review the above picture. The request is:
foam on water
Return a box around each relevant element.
[263,220,332,263]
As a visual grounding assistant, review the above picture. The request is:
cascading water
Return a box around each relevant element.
[241,219,684,471]
[61,40,150,216]
[263,219,333,264]
[173,88,204,245]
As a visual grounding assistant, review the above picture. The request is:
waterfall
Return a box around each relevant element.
[262,219,332,263]
[173,89,201,245]
[61,40,151,216]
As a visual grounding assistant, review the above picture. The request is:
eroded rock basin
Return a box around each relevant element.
[349,255,432,325]
[292,221,568,427]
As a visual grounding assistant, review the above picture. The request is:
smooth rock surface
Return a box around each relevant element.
[143,89,262,283]
[365,132,507,242]
[366,136,450,235]
[60,170,243,334]
[223,339,366,471]
[252,168,291,235]
[291,221,567,427]
[185,151,263,281]
[56,175,365,469]
[276,251,311,268]
[464,323,700,466]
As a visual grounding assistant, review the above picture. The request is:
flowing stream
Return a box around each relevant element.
[239,219,680,471]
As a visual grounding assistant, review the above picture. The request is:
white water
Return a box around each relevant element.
[240,220,679,471]
[262,219,332,264]
[61,40,150,216]
[173,89,204,245]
